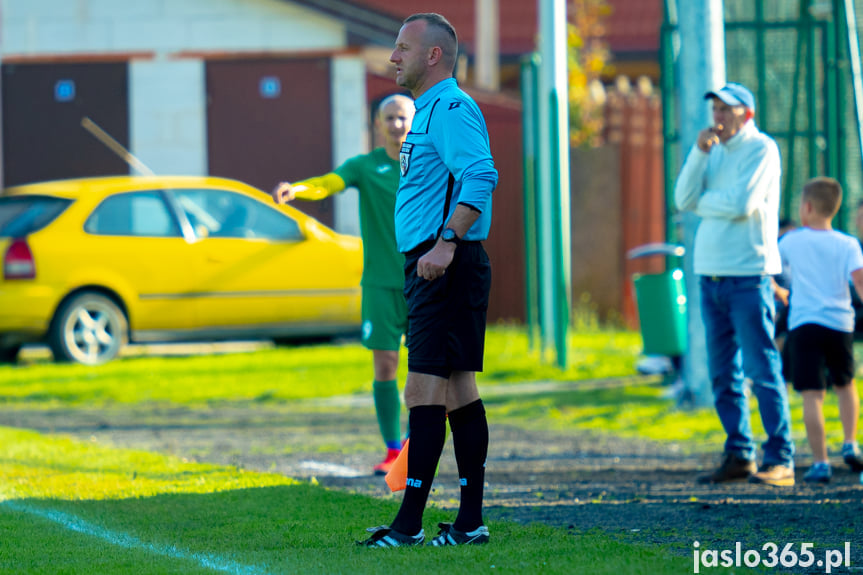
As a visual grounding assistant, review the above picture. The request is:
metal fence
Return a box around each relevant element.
[662,0,863,234]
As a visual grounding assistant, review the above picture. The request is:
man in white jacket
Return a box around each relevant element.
[675,83,795,486]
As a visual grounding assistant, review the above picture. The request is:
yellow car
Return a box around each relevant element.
[0,175,363,365]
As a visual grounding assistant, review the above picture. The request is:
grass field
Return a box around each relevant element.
[1,326,857,574]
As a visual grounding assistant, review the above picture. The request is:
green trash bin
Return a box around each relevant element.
[633,268,688,357]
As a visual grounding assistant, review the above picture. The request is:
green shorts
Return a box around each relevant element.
[361,285,408,351]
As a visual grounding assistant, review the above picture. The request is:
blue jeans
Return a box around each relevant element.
[699,275,794,466]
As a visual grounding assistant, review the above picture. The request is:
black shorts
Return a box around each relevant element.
[789,323,854,392]
[403,240,491,379]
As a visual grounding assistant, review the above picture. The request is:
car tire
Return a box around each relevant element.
[49,292,128,365]
[0,344,22,364]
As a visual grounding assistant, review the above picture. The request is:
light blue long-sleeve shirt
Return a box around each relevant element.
[395,78,498,253]
[674,121,782,276]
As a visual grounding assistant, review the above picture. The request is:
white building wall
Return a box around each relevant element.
[330,56,367,236]
[129,59,207,176]
[1,0,346,55]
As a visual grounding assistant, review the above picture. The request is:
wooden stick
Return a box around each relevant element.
[81,117,155,176]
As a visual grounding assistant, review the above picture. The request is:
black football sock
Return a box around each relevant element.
[449,399,489,532]
[390,405,447,535]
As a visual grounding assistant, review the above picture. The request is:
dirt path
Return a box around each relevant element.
[3,383,863,572]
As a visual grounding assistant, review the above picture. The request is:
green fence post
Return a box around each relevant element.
[520,54,541,352]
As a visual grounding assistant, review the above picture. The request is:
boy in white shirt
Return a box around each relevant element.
[779,177,863,482]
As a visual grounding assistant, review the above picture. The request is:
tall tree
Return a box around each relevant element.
[568,0,612,147]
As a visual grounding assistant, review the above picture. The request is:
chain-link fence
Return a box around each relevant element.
[662,0,863,233]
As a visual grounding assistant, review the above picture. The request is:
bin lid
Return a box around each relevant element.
[627,242,685,260]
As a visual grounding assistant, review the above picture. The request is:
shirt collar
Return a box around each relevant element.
[723,120,756,149]
[415,77,457,110]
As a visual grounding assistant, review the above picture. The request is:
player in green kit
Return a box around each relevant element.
[272,94,415,475]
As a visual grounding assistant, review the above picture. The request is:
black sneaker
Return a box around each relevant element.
[842,444,863,472]
[428,522,490,546]
[357,525,424,547]
[696,452,757,484]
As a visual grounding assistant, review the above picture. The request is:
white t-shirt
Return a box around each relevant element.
[778,227,863,332]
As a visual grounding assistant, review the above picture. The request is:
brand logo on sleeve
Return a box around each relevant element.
[399,142,414,177]
[448,101,461,110]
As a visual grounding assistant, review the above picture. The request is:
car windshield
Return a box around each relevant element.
[0,195,73,237]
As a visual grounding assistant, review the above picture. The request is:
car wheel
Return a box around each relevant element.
[49,292,128,365]
[0,344,22,364]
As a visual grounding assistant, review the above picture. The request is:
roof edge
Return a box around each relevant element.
[287,0,402,46]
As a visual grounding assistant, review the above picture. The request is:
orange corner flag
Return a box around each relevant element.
[384,438,408,492]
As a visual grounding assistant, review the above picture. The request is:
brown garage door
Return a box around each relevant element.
[206,57,334,227]
[2,61,130,187]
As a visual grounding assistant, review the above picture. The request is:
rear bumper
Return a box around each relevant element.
[0,283,57,343]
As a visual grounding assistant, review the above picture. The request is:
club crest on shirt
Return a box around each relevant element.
[400,142,413,177]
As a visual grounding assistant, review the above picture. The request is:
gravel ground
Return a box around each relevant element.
[4,385,863,573]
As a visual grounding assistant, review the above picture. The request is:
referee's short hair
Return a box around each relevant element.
[405,13,458,71]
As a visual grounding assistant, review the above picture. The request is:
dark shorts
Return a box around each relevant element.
[789,323,854,392]
[403,241,491,379]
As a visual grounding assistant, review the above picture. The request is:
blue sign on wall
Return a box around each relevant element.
[54,79,76,102]
[259,76,281,99]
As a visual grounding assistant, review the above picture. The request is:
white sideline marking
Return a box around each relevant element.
[300,460,364,478]
[2,501,271,575]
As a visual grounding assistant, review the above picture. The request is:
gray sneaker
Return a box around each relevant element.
[428,522,490,546]
[803,463,832,483]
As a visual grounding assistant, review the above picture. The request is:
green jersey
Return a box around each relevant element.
[335,147,404,288]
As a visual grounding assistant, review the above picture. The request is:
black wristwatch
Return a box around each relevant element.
[441,227,461,245]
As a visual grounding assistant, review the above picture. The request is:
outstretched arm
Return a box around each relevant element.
[271,173,347,204]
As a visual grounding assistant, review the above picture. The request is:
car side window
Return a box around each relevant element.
[172,189,303,241]
[85,191,181,237]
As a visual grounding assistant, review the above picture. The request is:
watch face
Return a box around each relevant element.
[442,228,456,241]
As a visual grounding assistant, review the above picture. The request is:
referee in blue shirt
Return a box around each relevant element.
[359,13,498,548]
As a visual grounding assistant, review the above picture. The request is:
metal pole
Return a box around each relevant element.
[661,0,679,247]
[783,1,809,218]
[844,0,863,165]
[521,54,541,351]
[538,0,570,369]
[835,0,849,231]
[844,0,863,230]
[808,19,820,180]
[475,0,500,91]
[755,1,767,129]
[825,0,840,181]
[675,0,726,408]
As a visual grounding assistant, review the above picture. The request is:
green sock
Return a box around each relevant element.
[373,379,401,449]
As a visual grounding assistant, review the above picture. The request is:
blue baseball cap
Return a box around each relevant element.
[704,83,756,112]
